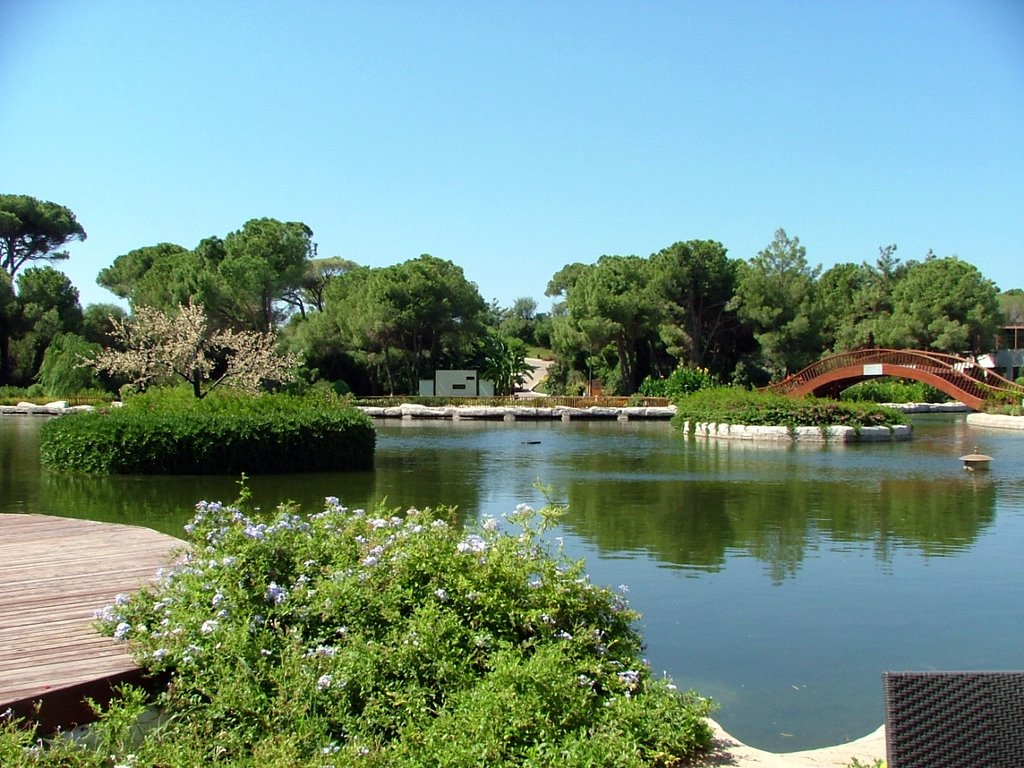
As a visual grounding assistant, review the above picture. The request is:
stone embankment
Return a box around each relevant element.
[885,401,968,413]
[0,401,96,415]
[682,421,912,443]
[358,403,676,421]
[966,412,1024,430]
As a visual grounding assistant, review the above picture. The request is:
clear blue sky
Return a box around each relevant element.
[3,0,1022,311]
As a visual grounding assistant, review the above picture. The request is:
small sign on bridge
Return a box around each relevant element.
[863,364,884,376]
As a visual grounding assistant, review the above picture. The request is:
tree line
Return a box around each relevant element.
[1,193,1019,397]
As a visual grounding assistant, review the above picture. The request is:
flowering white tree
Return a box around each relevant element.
[91,301,297,398]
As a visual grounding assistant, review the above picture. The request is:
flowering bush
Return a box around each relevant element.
[89,300,298,399]
[17,495,715,767]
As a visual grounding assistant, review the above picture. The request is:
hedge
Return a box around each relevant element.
[39,392,375,474]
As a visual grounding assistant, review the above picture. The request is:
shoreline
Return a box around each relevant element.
[695,719,886,767]
[3,400,993,446]
[965,412,1024,430]
[681,420,911,443]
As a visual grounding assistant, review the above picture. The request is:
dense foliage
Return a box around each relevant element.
[477,331,533,396]
[301,255,489,395]
[0,194,86,279]
[0,497,716,767]
[838,379,946,404]
[1,192,1018,398]
[639,365,717,399]
[671,388,907,430]
[731,229,822,380]
[34,332,104,394]
[38,391,375,474]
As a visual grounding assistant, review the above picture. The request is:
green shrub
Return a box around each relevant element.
[640,365,717,399]
[33,332,107,397]
[839,378,946,404]
[671,387,907,430]
[0,386,30,404]
[38,390,375,474]
[73,497,713,767]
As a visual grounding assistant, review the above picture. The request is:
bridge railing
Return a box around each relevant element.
[767,349,1024,404]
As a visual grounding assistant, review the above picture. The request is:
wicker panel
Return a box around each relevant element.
[883,671,1024,768]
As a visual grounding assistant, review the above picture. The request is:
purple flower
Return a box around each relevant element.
[265,582,288,604]
[457,534,487,554]
[94,605,116,622]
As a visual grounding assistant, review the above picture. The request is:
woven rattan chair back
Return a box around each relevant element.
[883,671,1024,768]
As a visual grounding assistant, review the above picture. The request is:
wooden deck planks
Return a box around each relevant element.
[0,514,182,716]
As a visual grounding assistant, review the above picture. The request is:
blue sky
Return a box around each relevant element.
[3,1,1022,311]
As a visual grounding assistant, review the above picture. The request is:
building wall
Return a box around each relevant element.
[419,371,496,397]
[979,349,1023,381]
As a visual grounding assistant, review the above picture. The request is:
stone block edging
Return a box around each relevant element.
[682,421,912,443]
[359,404,677,421]
[0,401,96,416]
[966,412,1024,431]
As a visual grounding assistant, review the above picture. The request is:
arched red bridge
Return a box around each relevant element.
[765,349,1024,411]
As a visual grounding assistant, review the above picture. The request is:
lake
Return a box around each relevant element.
[1,413,1021,752]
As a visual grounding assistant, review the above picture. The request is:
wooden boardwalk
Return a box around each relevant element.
[0,514,181,727]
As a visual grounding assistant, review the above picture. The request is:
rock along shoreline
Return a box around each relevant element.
[681,420,912,443]
[4,400,984,444]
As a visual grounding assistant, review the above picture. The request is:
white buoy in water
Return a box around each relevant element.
[960,447,993,471]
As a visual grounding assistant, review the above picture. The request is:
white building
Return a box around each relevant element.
[419,370,495,397]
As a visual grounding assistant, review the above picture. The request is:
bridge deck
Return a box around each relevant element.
[0,514,181,729]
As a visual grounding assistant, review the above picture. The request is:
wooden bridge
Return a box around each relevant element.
[765,349,1024,411]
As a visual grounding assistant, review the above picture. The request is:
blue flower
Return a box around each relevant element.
[94,605,116,622]
[457,534,487,554]
[265,582,288,604]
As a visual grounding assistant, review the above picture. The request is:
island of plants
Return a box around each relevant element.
[38,388,375,474]
[1,495,715,767]
[670,387,909,440]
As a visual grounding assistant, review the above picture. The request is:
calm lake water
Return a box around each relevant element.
[2,413,1022,752]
